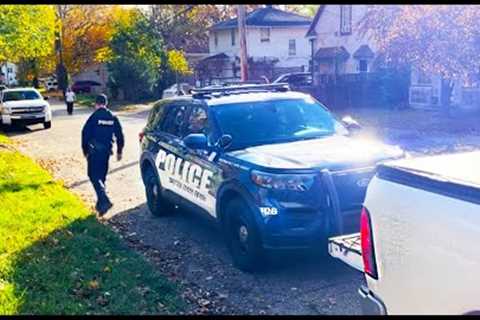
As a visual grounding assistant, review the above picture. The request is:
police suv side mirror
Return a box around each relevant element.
[341,115,362,133]
[183,133,208,150]
[216,134,232,150]
[43,96,49,100]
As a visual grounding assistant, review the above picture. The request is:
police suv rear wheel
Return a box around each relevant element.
[226,199,265,272]
[144,169,174,216]
[44,121,51,129]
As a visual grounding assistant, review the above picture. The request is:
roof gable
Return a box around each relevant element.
[314,46,350,60]
[353,45,374,59]
[211,6,312,30]
[305,5,325,37]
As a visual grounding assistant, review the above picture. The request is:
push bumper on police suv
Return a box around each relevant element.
[257,168,374,250]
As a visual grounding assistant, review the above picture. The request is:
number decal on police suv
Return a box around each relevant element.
[260,207,278,216]
[155,149,216,216]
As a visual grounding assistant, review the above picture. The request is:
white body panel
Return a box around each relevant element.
[364,173,480,314]
[154,148,217,217]
[162,83,192,99]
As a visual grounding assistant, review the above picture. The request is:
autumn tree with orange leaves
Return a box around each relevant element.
[360,5,480,108]
[53,5,131,92]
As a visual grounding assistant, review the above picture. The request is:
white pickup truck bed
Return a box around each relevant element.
[330,151,480,314]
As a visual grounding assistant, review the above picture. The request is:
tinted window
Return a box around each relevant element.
[289,75,311,85]
[145,101,169,132]
[212,98,348,150]
[3,90,41,101]
[161,104,188,137]
[185,106,209,136]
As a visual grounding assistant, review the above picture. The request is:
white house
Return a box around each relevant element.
[199,5,312,83]
[0,62,18,86]
[307,5,480,110]
[306,5,378,84]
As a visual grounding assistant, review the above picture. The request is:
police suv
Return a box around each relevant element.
[139,83,404,272]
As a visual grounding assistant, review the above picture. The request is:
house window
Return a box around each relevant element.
[231,29,236,46]
[214,31,218,47]
[288,39,296,56]
[410,87,432,105]
[260,28,270,42]
[417,71,432,85]
[340,5,352,35]
[359,60,368,72]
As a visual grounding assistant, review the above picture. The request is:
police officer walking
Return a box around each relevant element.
[81,94,124,216]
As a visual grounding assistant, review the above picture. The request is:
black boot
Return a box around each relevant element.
[97,199,113,216]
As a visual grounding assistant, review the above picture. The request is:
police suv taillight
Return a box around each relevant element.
[139,131,145,143]
[360,206,378,279]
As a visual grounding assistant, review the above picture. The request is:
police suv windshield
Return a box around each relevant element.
[213,97,348,150]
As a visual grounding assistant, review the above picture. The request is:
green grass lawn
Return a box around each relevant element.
[76,93,157,112]
[0,134,183,315]
[76,94,97,108]
[0,134,10,145]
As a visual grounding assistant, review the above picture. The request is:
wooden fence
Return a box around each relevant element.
[300,70,410,110]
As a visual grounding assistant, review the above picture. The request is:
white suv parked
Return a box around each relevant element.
[0,88,52,129]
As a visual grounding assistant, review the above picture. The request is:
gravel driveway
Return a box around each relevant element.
[5,101,365,315]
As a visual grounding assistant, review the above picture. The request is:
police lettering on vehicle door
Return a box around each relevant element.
[155,148,216,215]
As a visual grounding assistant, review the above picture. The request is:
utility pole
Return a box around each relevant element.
[56,5,69,98]
[237,5,248,81]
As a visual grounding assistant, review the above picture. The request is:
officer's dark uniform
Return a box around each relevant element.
[81,95,124,215]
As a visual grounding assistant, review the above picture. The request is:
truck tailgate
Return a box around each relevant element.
[328,233,363,272]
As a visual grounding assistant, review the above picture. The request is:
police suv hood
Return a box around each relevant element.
[228,134,404,171]
[3,99,48,109]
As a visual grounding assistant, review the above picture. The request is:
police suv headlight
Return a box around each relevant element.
[251,170,316,192]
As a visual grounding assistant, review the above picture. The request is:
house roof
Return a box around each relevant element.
[211,6,312,30]
[353,45,374,59]
[199,52,230,62]
[305,5,325,37]
[314,46,350,60]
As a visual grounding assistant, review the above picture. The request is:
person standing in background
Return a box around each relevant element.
[65,87,76,115]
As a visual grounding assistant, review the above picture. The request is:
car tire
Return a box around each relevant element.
[226,198,265,273]
[144,168,175,217]
[44,121,51,129]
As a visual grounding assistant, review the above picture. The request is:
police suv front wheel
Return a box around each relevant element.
[144,169,174,216]
[226,199,265,272]
[44,121,51,129]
